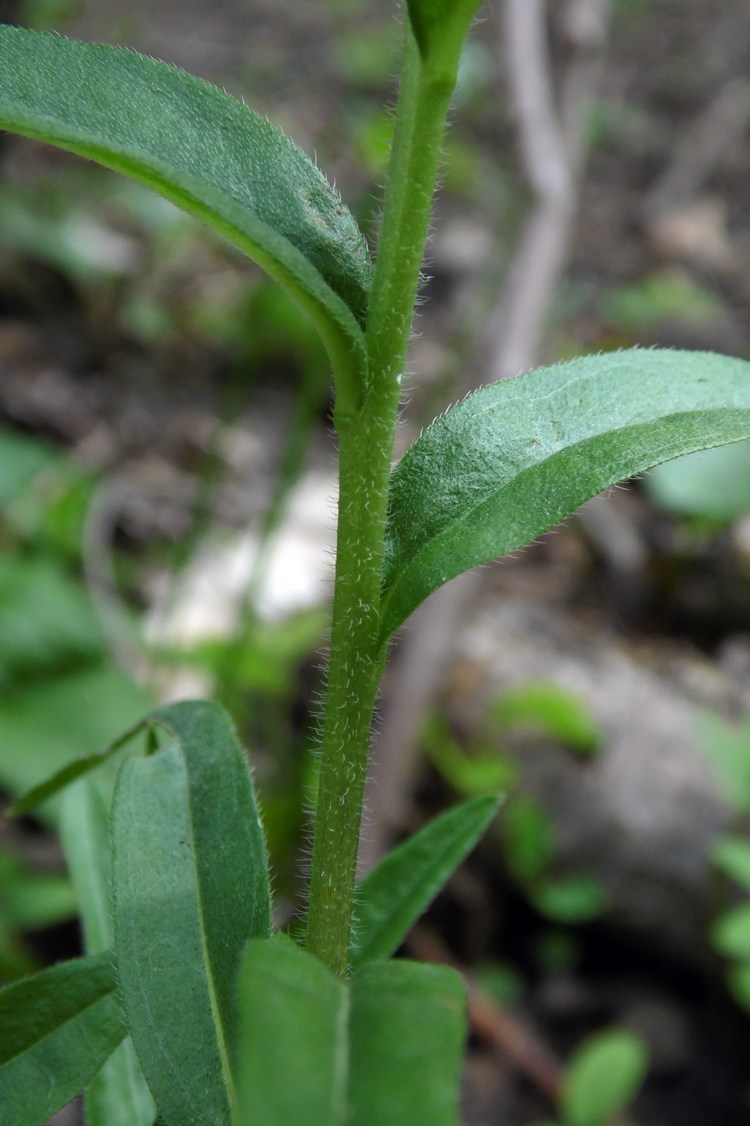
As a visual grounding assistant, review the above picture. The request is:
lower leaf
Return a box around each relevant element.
[0,952,125,1126]
[112,700,271,1125]
[236,936,347,1126]
[61,777,156,1126]
[236,938,466,1125]
[348,960,466,1126]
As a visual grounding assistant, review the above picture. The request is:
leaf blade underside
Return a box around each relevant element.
[0,953,125,1126]
[381,349,750,643]
[112,700,271,1125]
[0,25,372,405]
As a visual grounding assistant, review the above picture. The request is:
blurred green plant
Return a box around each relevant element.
[425,682,608,924]
[0,427,148,985]
[700,712,750,1010]
[533,1028,649,1126]
[0,844,76,980]
[645,441,750,526]
[0,428,150,805]
[599,269,725,335]
[18,0,78,30]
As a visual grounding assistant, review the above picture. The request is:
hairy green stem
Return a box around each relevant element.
[305,28,458,977]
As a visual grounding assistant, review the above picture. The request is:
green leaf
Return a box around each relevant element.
[8,717,143,816]
[726,962,750,1011]
[0,555,104,686]
[423,716,516,796]
[0,26,372,408]
[348,960,466,1125]
[561,1029,648,1126]
[645,441,750,524]
[0,953,126,1126]
[0,663,151,822]
[406,0,483,81]
[235,938,466,1125]
[236,936,347,1126]
[0,426,58,505]
[698,712,750,814]
[490,682,603,756]
[711,835,750,893]
[112,700,271,1125]
[531,876,608,924]
[502,796,555,884]
[351,794,499,967]
[711,903,750,961]
[0,846,75,932]
[61,778,156,1126]
[381,350,750,644]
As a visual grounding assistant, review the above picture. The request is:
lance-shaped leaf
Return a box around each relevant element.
[348,960,466,1126]
[351,794,499,968]
[112,700,271,1125]
[61,778,155,1126]
[236,936,347,1126]
[8,715,144,816]
[0,26,372,408]
[0,953,126,1126]
[381,349,750,644]
[236,938,466,1125]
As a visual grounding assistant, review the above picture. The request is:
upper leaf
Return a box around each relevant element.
[0,26,372,403]
[380,349,750,644]
[112,700,271,1125]
[0,953,126,1126]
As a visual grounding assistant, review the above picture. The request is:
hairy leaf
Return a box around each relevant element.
[351,794,498,967]
[381,349,750,643]
[61,779,155,1126]
[348,960,465,1126]
[0,953,125,1126]
[0,26,372,405]
[236,939,466,1125]
[236,936,347,1126]
[112,700,271,1125]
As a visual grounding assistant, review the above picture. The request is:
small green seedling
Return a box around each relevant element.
[700,712,750,1010]
[556,1028,649,1126]
[646,441,750,526]
[2,4,750,1121]
[532,1028,649,1126]
[425,683,607,923]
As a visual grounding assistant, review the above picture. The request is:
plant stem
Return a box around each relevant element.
[305,28,458,977]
